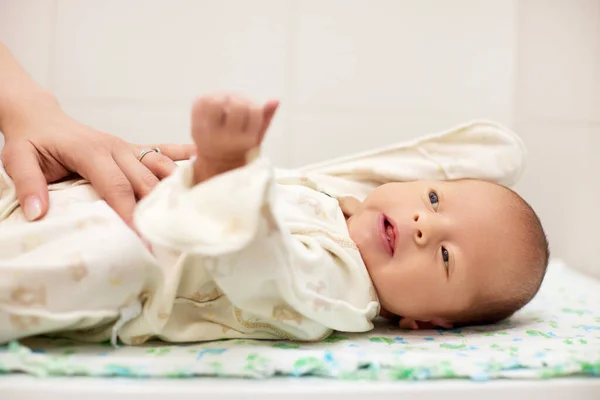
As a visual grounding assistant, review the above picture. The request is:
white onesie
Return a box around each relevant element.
[0,121,525,345]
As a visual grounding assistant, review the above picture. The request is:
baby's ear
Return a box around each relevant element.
[399,317,452,330]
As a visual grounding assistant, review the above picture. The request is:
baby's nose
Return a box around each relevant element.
[412,213,430,245]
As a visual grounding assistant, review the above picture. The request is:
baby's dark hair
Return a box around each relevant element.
[452,186,550,327]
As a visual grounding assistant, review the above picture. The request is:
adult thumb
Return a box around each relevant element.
[2,141,49,221]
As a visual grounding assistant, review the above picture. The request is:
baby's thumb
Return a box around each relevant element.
[2,142,49,221]
[258,100,280,142]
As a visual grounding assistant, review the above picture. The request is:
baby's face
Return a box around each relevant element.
[345,179,520,326]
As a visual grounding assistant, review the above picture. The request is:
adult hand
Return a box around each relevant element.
[1,101,195,226]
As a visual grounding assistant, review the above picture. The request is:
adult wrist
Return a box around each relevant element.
[0,89,61,135]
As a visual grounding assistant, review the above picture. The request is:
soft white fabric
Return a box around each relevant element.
[0,120,525,345]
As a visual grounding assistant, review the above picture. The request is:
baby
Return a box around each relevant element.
[0,93,549,345]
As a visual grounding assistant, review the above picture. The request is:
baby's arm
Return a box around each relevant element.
[133,95,378,340]
[299,120,527,192]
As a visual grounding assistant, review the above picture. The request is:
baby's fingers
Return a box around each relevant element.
[258,100,280,143]
[246,103,265,139]
[225,97,250,133]
[192,96,225,134]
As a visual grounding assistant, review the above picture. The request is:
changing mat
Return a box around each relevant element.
[1,259,599,381]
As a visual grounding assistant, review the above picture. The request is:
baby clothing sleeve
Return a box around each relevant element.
[298,120,526,200]
[133,158,379,341]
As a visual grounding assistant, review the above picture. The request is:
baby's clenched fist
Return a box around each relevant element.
[192,94,278,166]
[191,93,278,184]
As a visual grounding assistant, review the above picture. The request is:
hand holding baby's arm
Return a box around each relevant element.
[191,94,279,184]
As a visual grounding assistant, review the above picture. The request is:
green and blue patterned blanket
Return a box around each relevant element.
[1,260,599,381]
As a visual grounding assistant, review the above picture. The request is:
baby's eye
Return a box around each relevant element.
[441,247,449,270]
[429,191,439,211]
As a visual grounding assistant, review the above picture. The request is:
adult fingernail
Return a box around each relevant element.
[24,196,42,221]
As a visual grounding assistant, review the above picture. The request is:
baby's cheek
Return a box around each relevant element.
[372,269,406,305]
[383,267,432,304]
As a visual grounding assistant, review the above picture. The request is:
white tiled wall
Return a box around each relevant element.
[0,0,55,88]
[1,0,599,278]
[514,0,600,280]
[290,0,518,163]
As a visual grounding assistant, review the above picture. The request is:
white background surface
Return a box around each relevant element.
[0,0,599,281]
[2,376,600,400]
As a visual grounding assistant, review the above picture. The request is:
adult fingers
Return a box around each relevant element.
[113,150,159,199]
[143,143,196,161]
[81,154,137,226]
[2,141,49,221]
[135,148,177,180]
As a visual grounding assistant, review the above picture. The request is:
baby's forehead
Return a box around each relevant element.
[443,181,524,275]
[443,179,514,204]
[448,183,521,236]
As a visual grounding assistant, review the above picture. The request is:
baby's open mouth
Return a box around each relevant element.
[380,215,396,256]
